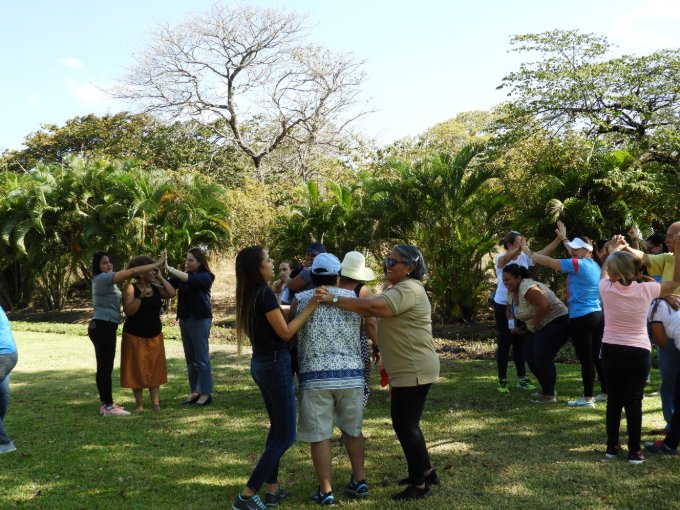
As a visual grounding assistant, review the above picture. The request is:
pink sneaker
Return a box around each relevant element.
[101,405,131,416]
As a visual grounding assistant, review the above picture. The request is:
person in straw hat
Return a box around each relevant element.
[338,252,379,406]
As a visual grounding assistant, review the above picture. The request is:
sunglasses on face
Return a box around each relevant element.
[384,257,409,268]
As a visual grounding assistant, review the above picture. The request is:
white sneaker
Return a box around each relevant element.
[101,405,131,416]
[0,441,17,454]
[567,397,596,408]
[593,394,608,403]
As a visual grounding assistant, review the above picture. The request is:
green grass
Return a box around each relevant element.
[1,328,676,509]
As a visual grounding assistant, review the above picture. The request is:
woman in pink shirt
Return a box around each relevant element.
[599,234,680,464]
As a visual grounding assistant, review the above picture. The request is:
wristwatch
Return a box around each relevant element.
[332,295,339,304]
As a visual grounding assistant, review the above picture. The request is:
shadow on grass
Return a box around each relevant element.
[2,348,678,510]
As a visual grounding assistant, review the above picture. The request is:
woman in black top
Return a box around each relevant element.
[166,247,215,406]
[121,255,176,412]
[231,246,318,510]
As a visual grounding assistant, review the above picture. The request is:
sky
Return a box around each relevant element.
[1,0,680,152]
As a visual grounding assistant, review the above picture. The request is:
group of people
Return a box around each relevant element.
[233,243,440,509]
[88,247,215,415]
[492,220,680,465]
[3,222,680,509]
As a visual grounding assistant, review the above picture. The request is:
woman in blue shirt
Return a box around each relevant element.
[166,247,215,407]
[520,223,607,407]
[0,305,18,454]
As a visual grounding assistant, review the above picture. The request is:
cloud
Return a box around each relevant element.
[59,57,85,70]
[66,79,110,105]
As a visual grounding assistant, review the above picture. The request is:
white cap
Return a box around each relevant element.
[565,237,593,251]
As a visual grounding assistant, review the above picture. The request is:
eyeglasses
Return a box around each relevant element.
[384,257,410,268]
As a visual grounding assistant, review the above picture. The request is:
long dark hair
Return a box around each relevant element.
[235,246,268,355]
[188,246,214,275]
[92,251,111,275]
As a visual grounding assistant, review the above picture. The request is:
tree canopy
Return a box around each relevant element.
[117,4,367,177]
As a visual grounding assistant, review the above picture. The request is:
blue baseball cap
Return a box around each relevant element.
[311,253,341,275]
[306,242,326,256]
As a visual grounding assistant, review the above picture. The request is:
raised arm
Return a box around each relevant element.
[112,252,166,284]
[535,221,568,256]
[153,271,176,299]
[164,256,189,283]
[628,226,642,251]
[520,237,562,271]
[497,239,522,268]
[122,284,142,316]
[659,234,680,297]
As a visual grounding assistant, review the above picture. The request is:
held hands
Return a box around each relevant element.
[628,226,642,241]
[519,236,531,254]
[556,221,567,241]
[313,286,332,304]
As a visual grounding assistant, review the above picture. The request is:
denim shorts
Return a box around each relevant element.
[297,387,363,442]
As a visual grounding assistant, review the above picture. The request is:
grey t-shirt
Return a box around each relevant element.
[92,272,122,323]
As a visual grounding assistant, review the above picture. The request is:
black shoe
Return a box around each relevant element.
[181,394,200,405]
[193,395,212,407]
[264,488,289,507]
[398,469,440,486]
[392,484,431,501]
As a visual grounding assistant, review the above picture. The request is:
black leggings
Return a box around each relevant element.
[391,384,432,485]
[601,343,650,452]
[569,311,606,397]
[493,302,526,380]
[88,319,118,405]
[525,315,570,396]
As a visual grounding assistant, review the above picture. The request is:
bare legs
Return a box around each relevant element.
[133,387,161,411]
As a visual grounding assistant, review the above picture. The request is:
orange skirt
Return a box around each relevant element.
[120,332,167,389]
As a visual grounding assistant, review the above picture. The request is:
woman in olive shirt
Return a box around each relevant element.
[315,245,440,501]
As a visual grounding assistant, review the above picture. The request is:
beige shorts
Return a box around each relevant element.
[297,387,364,443]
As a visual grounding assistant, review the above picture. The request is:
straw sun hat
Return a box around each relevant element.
[340,251,375,282]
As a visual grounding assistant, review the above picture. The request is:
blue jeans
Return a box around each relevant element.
[0,352,18,445]
[658,340,680,425]
[247,349,296,492]
[179,318,213,395]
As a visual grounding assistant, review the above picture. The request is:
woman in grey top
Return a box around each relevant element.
[89,251,165,416]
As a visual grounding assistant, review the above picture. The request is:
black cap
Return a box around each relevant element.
[306,242,326,256]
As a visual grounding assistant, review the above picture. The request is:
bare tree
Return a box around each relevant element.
[116,4,367,180]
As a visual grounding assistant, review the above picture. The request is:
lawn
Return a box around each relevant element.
[1,324,676,510]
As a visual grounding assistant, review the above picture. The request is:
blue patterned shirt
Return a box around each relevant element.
[295,288,363,391]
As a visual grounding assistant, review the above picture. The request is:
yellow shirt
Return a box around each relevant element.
[647,253,679,290]
[378,279,440,387]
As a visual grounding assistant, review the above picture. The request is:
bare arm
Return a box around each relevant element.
[659,234,680,297]
[315,287,394,318]
[358,285,379,361]
[524,285,550,330]
[649,322,668,348]
[285,273,307,292]
[122,284,141,316]
[112,252,166,284]
[628,226,641,251]
[520,237,562,271]
[265,298,318,341]
[153,274,176,299]
[497,245,522,268]
[165,257,189,283]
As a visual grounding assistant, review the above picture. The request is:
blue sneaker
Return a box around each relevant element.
[346,478,368,498]
[310,489,335,506]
